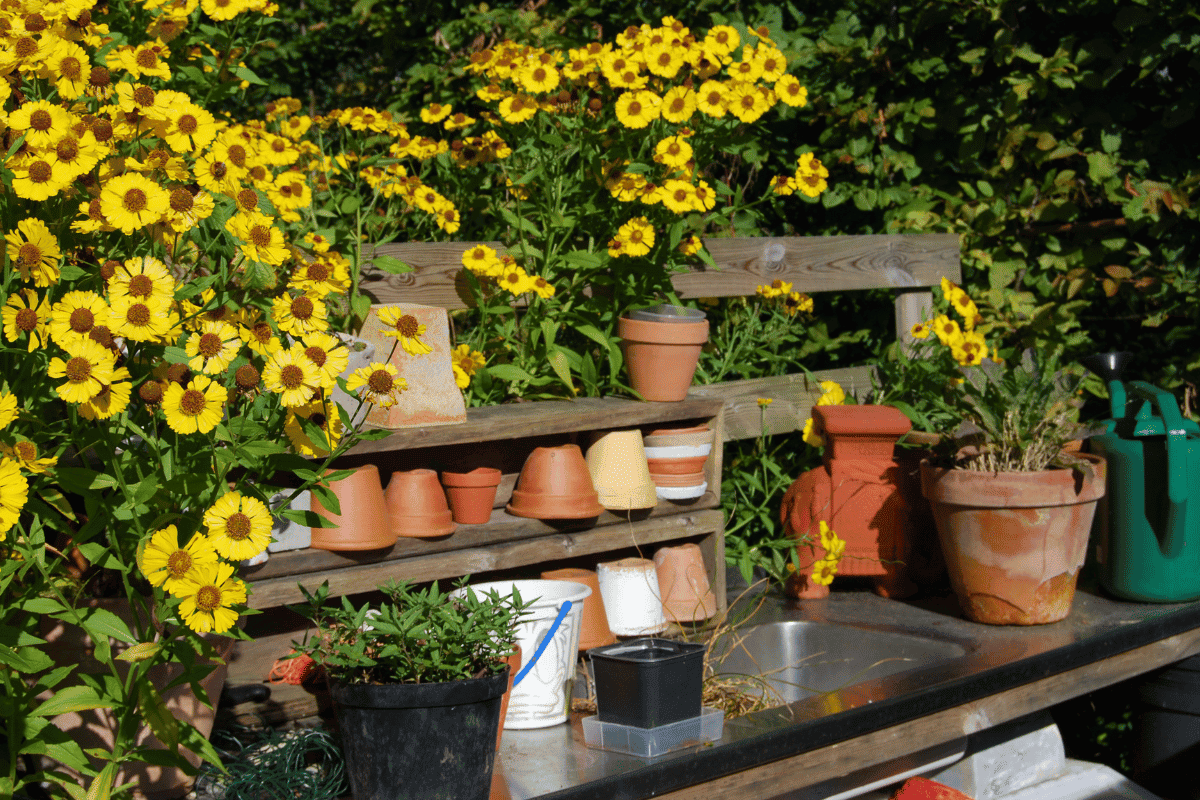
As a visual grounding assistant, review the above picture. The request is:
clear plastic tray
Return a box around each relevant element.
[581,707,724,758]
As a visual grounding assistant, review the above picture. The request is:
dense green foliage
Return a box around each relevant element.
[246,0,1199,403]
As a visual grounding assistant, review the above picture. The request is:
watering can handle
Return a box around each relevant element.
[512,600,572,688]
[1128,382,1189,513]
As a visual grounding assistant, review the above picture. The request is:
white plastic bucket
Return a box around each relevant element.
[459,579,590,729]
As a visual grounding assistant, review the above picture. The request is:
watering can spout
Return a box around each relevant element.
[1082,352,1134,419]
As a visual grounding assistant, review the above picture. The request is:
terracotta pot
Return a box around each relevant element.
[442,467,503,524]
[649,471,707,487]
[507,445,604,519]
[384,468,457,537]
[646,455,710,475]
[585,431,657,511]
[920,453,1107,625]
[643,424,714,449]
[780,405,918,599]
[310,464,396,551]
[41,599,232,800]
[496,644,522,751]
[618,315,709,402]
[540,567,616,651]
[654,543,718,623]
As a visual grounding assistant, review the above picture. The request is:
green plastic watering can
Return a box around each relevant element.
[1083,353,1200,602]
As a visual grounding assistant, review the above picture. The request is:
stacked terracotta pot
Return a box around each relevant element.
[642,424,713,500]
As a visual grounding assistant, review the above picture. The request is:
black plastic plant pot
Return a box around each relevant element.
[330,668,508,800]
[588,638,706,728]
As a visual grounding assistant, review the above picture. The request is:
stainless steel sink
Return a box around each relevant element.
[708,620,967,703]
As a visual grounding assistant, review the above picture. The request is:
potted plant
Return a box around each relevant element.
[919,346,1106,625]
[291,578,529,800]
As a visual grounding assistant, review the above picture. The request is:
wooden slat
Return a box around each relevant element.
[658,625,1200,800]
[689,367,876,442]
[248,508,724,609]
[345,396,723,456]
[358,235,962,309]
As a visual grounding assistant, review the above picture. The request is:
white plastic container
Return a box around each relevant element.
[582,707,724,757]
[457,579,590,729]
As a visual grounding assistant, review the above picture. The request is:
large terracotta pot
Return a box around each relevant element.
[920,453,1107,625]
[384,468,457,538]
[310,464,395,551]
[780,405,918,599]
[617,314,709,402]
[41,599,232,800]
[507,445,604,520]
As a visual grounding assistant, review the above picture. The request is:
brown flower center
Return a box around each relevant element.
[210,160,228,179]
[88,66,110,87]
[56,137,80,162]
[69,308,95,332]
[177,114,198,135]
[29,109,53,131]
[197,332,223,358]
[14,441,36,460]
[166,364,190,384]
[226,144,247,168]
[224,512,252,540]
[395,314,419,337]
[251,323,273,344]
[179,388,207,415]
[290,296,314,320]
[15,308,38,332]
[125,303,151,327]
[138,381,164,404]
[237,188,258,210]
[367,369,394,394]
[17,243,42,267]
[100,259,118,279]
[128,274,154,298]
[89,325,114,347]
[135,49,158,69]
[24,13,47,32]
[122,188,148,213]
[249,225,272,248]
[307,262,329,282]
[279,363,305,390]
[91,118,113,142]
[626,100,642,116]
[14,37,36,59]
[195,585,221,612]
[235,364,259,389]
[28,160,52,183]
[166,549,192,577]
[64,356,92,382]
[304,346,327,368]
[133,85,156,106]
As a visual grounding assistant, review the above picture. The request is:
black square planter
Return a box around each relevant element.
[588,638,706,728]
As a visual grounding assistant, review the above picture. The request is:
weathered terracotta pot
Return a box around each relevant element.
[385,468,457,538]
[310,464,396,551]
[780,405,918,599]
[539,567,616,651]
[617,315,709,402]
[654,543,717,623]
[507,445,604,519]
[584,431,657,511]
[442,467,503,525]
[920,454,1107,625]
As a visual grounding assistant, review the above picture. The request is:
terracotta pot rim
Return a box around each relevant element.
[920,453,1106,508]
[441,467,503,488]
[309,530,397,551]
[645,424,711,437]
[506,489,605,519]
[815,404,913,437]
[617,315,709,345]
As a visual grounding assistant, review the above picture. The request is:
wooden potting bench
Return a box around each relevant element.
[229,233,961,720]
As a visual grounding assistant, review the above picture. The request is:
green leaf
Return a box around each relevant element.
[116,642,162,663]
[79,607,136,645]
[86,761,118,800]
[371,254,413,275]
[546,347,574,391]
[485,364,536,382]
[0,643,53,673]
[55,468,118,492]
[32,685,114,717]
[232,65,268,85]
[138,679,179,750]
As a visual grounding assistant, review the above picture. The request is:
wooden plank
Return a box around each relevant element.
[248,509,725,609]
[657,626,1200,800]
[689,367,876,442]
[673,234,962,298]
[344,396,724,456]
[894,288,933,346]
[357,235,962,309]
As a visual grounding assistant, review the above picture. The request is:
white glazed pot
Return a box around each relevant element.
[458,579,590,729]
[595,558,668,636]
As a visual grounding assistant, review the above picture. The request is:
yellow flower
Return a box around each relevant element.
[529,274,555,300]
[519,63,561,94]
[783,291,813,316]
[176,561,246,634]
[952,330,989,366]
[78,374,133,421]
[931,314,961,346]
[612,216,656,257]
[775,75,808,107]
[108,256,175,307]
[498,262,535,296]
[462,244,503,276]
[6,218,62,287]
[0,393,16,430]
[377,307,433,356]
[951,290,979,330]
[802,416,824,448]
[727,81,770,123]
[284,398,345,458]
[185,321,242,375]
[262,347,320,408]
[111,296,176,343]
[614,90,661,129]
[2,289,51,351]
[756,279,793,299]
[757,397,774,408]
[679,235,703,256]
[347,362,408,408]
[47,340,117,404]
[0,440,57,474]
[227,210,289,267]
[7,100,72,150]
[660,179,699,214]
[645,43,685,79]
[704,26,740,58]
[298,333,350,389]
[451,344,485,389]
[420,102,452,123]
[204,491,273,562]
[162,375,227,435]
[816,380,846,406]
[654,135,693,170]
[811,556,840,586]
[0,458,30,540]
[139,525,219,597]
[271,293,329,337]
[49,291,110,351]
[910,320,933,339]
[660,86,696,123]
[696,80,728,117]
[498,94,537,124]
[10,154,72,202]
[99,172,169,235]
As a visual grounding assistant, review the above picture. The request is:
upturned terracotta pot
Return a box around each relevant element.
[780,405,918,599]
[540,567,616,651]
[618,315,709,402]
[920,453,1107,625]
[384,468,457,538]
[442,467,503,524]
[643,425,714,449]
[310,464,396,551]
[654,543,718,623]
[507,445,604,519]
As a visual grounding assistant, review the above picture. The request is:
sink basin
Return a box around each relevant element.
[709,620,967,703]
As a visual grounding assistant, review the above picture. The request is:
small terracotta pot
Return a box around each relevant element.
[540,567,616,651]
[643,424,714,449]
[496,644,522,751]
[585,431,657,510]
[646,456,710,475]
[384,469,456,538]
[920,454,1107,625]
[618,315,709,402]
[654,544,718,623]
[442,467,503,524]
[649,471,707,487]
[310,465,396,551]
[507,445,604,519]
